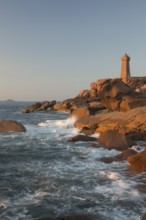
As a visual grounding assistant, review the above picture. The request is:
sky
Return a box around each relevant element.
[0,0,146,101]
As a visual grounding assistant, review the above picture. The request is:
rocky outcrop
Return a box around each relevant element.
[98,130,133,151]
[128,148,146,171]
[127,77,146,91]
[70,107,90,119]
[53,97,105,115]
[36,215,93,220]
[97,78,146,111]
[22,101,56,113]
[76,89,90,98]
[0,120,26,132]
[74,106,146,141]
[68,134,97,142]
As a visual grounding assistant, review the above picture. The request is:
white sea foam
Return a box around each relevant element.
[55,116,77,128]
[38,116,80,139]
[106,171,120,181]
[38,116,77,128]
[0,200,7,209]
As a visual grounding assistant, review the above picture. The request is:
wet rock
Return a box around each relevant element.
[22,101,56,113]
[68,134,97,142]
[22,102,42,113]
[36,216,93,220]
[141,213,146,220]
[0,120,26,132]
[100,149,137,163]
[98,130,133,151]
[128,148,146,171]
[80,127,95,136]
[115,149,137,159]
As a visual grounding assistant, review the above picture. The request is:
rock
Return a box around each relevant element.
[68,134,97,142]
[128,148,146,171]
[22,102,42,113]
[36,216,93,220]
[99,78,133,98]
[115,149,137,159]
[74,106,146,140]
[22,101,56,113]
[77,90,90,98]
[88,102,106,115]
[141,213,146,220]
[98,78,134,111]
[90,89,98,98]
[127,77,146,91]
[90,81,97,90]
[53,98,90,112]
[96,78,111,91]
[120,94,146,111]
[0,120,26,132]
[80,127,95,135]
[37,100,57,111]
[98,130,132,151]
[100,149,137,163]
[70,107,90,119]
[96,78,146,111]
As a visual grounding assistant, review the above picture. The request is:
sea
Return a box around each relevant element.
[0,101,145,220]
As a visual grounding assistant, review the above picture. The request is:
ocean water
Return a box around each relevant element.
[0,101,145,220]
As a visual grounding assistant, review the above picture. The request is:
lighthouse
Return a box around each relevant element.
[121,53,131,83]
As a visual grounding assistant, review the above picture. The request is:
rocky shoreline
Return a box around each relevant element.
[1,76,146,219]
[20,77,146,219]
[21,78,146,172]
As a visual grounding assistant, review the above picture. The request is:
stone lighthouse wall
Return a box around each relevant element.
[121,53,131,83]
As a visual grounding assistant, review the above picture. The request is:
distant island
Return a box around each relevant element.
[0,99,15,103]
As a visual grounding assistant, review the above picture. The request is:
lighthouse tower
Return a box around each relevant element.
[121,53,131,83]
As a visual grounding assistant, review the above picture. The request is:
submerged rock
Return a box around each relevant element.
[0,120,26,132]
[68,134,97,142]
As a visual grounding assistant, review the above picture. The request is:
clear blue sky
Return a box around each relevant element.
[0,0,146,101]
